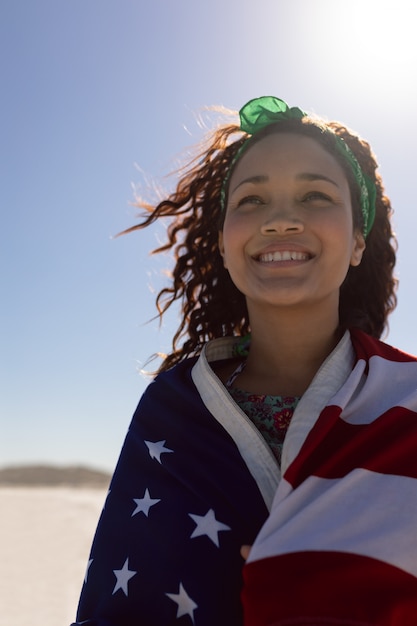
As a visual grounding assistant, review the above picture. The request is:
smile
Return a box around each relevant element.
[257,251,310,262]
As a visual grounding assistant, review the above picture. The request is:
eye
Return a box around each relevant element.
[236,195,265,208]
[302,191,333,203]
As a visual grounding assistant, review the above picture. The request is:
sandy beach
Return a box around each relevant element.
[0,486,107,626]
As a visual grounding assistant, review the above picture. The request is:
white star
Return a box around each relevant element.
[112,557,137,596]
[189,508,231,547]
[132,488,161,517]
[166,582,198,623]
[144,439,174,463]
[84,559,93,584]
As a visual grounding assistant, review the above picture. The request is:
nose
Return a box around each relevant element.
[260,204,304,235]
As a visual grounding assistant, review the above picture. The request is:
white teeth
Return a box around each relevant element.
[259,251,309,262]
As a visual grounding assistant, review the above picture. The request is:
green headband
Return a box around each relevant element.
[220,96,376,238]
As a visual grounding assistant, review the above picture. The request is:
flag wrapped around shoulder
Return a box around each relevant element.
[242,329,417,626]
[72,356,270,626]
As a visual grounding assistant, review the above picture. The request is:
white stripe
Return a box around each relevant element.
[249,469,417,577]
[338,356,417,425]
[281,331,355,474]
[191,340,279,511]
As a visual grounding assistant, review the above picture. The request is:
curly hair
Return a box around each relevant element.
[123,111,397,374]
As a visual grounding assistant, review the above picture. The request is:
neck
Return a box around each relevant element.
[241,304,342,396]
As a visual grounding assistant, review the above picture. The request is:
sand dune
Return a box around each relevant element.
[0,464,111,488]
[0,484,108,626]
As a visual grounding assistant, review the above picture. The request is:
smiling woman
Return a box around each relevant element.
[220,133,365,332]
[71,97,417,626]
[218,132,366,398]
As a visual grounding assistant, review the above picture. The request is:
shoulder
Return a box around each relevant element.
[149,336,243,386]
[350,328,417,364]
[132,338,242,422]
[142,356,199,400]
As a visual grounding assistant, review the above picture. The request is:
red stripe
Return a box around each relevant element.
[242,551,417,625]
[285,406,417,488]
[350,328,417,364]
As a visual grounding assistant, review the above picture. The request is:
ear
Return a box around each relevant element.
[218,231,227,268]
[350,231,366,267]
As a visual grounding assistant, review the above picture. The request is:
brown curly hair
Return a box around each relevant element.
[123,111,397,373]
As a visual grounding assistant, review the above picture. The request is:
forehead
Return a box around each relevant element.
[229,132,348,186]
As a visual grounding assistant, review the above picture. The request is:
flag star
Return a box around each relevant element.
[166,582,198,624]
[132,488,161,517]
[144,439,174,464]
[84,559,93,584]
[112,558,137,596]
[189,508,231,547]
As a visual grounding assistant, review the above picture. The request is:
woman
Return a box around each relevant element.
[72,97,417,626]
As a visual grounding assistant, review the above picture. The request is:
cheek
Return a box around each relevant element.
[222,212,251,245]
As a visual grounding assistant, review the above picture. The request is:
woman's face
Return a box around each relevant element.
[218,132,365,317]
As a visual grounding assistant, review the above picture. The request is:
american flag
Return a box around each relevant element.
[71,356,271,626]
[72,329,417,626]
[243,330,417,625]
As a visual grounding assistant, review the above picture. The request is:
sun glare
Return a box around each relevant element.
[303,0,416,97]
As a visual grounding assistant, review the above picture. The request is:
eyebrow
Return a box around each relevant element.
[230,172,340,195]
[298,172,340,187]
[230,175,268,195]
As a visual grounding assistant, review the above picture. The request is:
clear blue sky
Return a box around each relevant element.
[2,0,417,472]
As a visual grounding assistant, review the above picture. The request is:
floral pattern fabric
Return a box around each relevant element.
[227,387,299,465]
